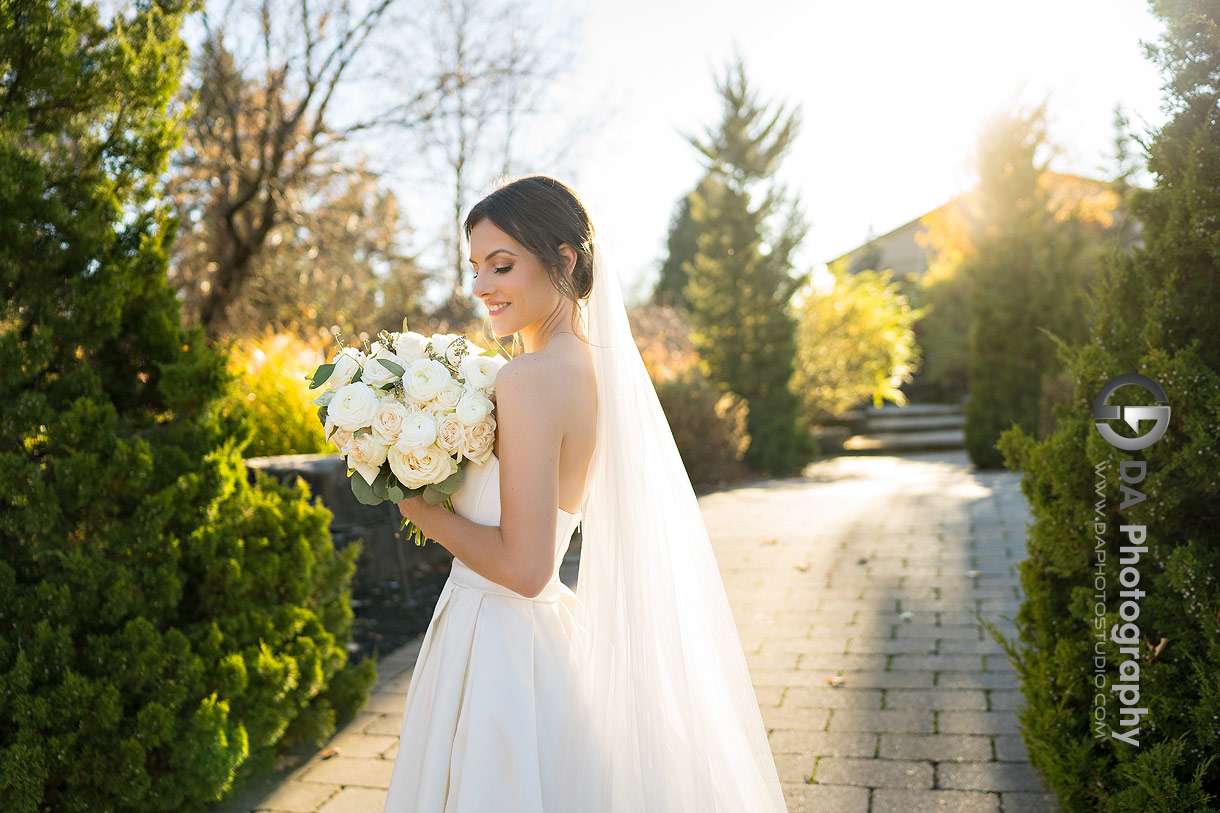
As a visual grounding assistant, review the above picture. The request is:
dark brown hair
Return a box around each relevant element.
[464,175,595,345]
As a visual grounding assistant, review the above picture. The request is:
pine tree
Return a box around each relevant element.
[0,3,375,810]
[991,2,1220,808]
[680,53,814,475]
[962,100,1096,468]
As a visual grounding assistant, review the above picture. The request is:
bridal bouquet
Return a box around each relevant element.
[305,326,506,546]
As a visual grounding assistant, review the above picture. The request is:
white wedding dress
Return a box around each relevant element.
[382,452,587,812]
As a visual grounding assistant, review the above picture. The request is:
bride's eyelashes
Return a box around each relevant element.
[495,265,513,274]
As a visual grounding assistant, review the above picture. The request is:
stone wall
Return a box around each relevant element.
[244,454,454,597]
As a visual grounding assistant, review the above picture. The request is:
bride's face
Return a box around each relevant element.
[469,219,561,338]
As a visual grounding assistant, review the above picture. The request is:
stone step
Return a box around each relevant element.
[861,402,965,418]
[861,414,965,433]
[841,428,966,454]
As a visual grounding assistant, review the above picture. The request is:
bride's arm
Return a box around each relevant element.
[397,357,563,598]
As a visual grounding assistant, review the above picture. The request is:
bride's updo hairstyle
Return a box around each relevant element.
[463,174,596,311]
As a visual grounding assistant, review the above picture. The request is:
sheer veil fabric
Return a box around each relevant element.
[553,234,786,811]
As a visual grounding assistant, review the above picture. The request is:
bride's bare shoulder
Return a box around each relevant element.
[494,344,593,408]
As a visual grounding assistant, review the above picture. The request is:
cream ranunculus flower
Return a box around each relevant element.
[435,413,466,458]
[370,398,411,446]
[432,378,464,411]
[328,382,380,431]
[346,433,389,486]
[463,418,496,464]
[362,345,407,389]
[431,333,459,361]
[325,417,354,456]
[324,346,366,391]
[387,442,456,490]
[455,388,493,426]
[395,331,429,362]
[459,353,498,392]
[397,411,439,450]
[404,358,449,401]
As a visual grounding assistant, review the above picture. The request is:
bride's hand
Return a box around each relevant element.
[397,493,428,523]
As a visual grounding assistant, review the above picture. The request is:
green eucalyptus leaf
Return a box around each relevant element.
[309,362,336,389]
[377,358,406,376]
[350,472,382,505]
[433,468,463,495]
[350,367,363,384]
[423,484,448,505]
[386,483,406,502]
[372,467,391,499]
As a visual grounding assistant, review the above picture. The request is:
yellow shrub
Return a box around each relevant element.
[223,331,332,458]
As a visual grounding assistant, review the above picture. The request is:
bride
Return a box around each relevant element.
[382,174,786,812]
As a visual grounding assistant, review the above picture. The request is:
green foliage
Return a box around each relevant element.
[961,99,1099,468]
[221,333,331,458]
[792,261,925,422]
[0,3,375,810]
[657,366,751,487]
[986,2,1220,808]
[654,175,716,310]
[678,53,816,475]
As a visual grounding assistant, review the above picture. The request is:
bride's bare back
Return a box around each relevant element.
[493,332,596,516]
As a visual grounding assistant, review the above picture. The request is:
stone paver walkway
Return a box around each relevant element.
[215,449,1058,813]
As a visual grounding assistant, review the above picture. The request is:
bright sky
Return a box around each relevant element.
[179,0,1172,307]
[552,0,1171,303]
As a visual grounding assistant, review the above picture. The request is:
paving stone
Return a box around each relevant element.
[890,654,987,672]
[361,691,407,715]
[994,734,1031,762]
[784,687,883,709]
[938,761,1048,792]
[828,708,935,734]
[879,733,992,762]
[935,672,1021,690]
[298,756,394,788]
[793,671,937,689]
[769,730,879,758]
[761,705,831,731]
[814,756,934,788]
[937,711,1022,735]
[316,787,388,813]
[1000,791,1061,812]
[987,689,1026,711]
[773,753,816,783]
[247,781,340,812]
[846,637,937,655]
[872,788,1000,812]
[883,689,988,711]
[783,782,871,813]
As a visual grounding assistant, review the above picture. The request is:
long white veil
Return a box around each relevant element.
[555,234,786,811]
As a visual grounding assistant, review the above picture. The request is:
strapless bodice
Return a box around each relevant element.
[447,453,583,599]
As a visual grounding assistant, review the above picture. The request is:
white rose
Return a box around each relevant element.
[404,358,449,401]
[435,413,466,457]
[388,442,456,490]
[362,346,407,389]
[328,382,380,431]
[370,398,410,446]
[455,389,493,426]
[325,417,354,456]
[395,331,429,362]
[459,354,499,391]
[346,434,388,486]
[462,419,496,464]
[431,333,458,360]
[432,378,464,411]
[397,411,439,450]
[324,346,366,391]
